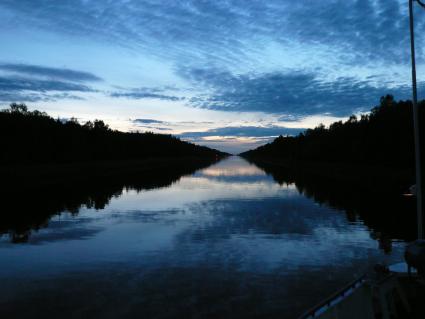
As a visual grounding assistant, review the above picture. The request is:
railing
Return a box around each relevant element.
[297,275,366,319]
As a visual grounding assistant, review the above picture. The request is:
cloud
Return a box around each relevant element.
[0,0,419,68]
[1,0,423,126]
[109,87,185,102]
[0,63,101,102]
[0,92,44,103]
[179,126,304,139]
[0,92,85,103]
[131,118,173,132]
[178,125,306,153]
[133,119,165,124]
[0,76,94,102]
[182,67,417,117]
[276,0,414,65]
[136,126,170,131]
[111,91,184,101]
[0,63,102,82]
[184,136,274,154]
[0,76,93,92]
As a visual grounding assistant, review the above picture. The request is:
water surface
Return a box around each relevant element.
[0,156,413,318]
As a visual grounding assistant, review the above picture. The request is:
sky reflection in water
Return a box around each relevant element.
[0,157,406,318]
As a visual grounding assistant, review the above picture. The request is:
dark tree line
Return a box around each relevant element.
[0,103,226,164]
[241,95,425,170]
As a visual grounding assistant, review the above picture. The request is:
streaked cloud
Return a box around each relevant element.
[0,63,102,82]
[183,136,274,154]
[0,76,95,102]
[0,0,423,152]
[0,76,93,93]
[0,91,84,102]
[179,125,305,154]
[0,0,419,66]
[0,63,101,102]
[182,67,417,117]
[133,118,165,124]
[111,91,184,101]
[179,126,304,138]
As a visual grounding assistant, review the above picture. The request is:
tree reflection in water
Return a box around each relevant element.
[247,159,417,249]
[0,158,219,243]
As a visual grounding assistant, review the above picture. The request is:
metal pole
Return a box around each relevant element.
[409,0,424,239]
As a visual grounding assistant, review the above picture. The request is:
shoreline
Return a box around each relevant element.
[242,156,414,195]
[0,157,222,189]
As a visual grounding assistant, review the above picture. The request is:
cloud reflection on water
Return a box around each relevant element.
[0,156,409,319]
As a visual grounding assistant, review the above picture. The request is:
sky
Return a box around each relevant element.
[1,0,425,153]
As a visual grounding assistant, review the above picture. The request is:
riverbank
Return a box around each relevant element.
[241,156,414,195]
[0,157,223,189]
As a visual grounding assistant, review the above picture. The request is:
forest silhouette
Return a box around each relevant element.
[242,95,424,170]
[0,103,225,242]
[0,103,226,164]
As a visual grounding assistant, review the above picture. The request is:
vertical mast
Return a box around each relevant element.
[409,0,424,239]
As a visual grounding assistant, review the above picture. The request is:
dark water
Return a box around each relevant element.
[0,156,416,318]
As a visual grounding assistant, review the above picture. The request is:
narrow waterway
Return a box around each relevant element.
[0,156,412,318]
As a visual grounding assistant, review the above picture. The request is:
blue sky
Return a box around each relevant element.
[0,0,424,153]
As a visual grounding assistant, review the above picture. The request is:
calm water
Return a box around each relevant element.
[0,156,414,318]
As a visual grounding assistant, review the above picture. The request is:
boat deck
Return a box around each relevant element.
[398,276,425,319]
[298,267,425,319]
